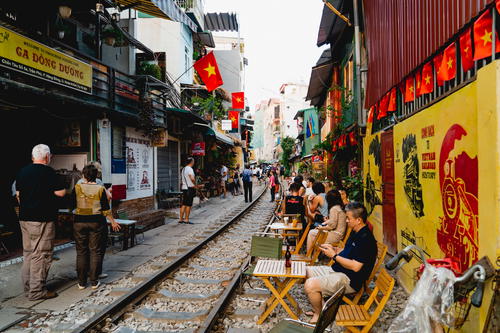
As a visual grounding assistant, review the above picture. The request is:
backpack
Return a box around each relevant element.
[242,170,251,182]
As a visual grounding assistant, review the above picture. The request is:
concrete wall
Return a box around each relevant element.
[363,60,500,333]
[101,19,136,75]
[136,18,193,87]
[280,84,309,139]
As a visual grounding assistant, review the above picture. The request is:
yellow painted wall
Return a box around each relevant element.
[363,61,500,332]
[363,130,384,242]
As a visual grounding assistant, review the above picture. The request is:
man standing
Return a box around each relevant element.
[179,157,196,224]
[220,164,228,199]
[16,144,66,300]
[304,202,377,324]
[242,164,253,203]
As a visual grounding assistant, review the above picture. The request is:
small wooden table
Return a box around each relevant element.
[269,221,310,255]
[112,219,137,251]
[252,259,306,324]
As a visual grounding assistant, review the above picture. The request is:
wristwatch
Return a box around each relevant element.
[333,253,338,261]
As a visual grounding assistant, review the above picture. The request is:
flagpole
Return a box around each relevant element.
[172,62,196,85]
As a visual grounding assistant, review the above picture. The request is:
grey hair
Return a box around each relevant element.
[32,144,51,161]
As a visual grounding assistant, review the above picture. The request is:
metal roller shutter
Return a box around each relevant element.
[157,140,179,192]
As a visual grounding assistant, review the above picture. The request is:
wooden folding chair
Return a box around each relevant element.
[336,268,395,333]
[269,287,345,333]
[342,241,388,305]
[243,235,283,276]
[292,230,327,264]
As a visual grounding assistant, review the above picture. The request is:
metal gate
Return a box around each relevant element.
[157,141,179,192]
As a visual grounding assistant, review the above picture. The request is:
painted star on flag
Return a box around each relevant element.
[204,63,216,77]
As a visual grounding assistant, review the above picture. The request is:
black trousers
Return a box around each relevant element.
[270,186,276,202]
[243,181,253,202]
[97,225,108,276]
[74,222,105,285]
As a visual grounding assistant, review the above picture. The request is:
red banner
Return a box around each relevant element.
[191,142,206,156]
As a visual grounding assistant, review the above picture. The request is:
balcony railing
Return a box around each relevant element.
[174,0,205,29]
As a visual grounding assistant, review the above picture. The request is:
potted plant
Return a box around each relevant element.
[137,62,162,80]
[102,27,123,46]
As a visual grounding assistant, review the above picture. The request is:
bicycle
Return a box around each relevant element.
[385,244,486,333]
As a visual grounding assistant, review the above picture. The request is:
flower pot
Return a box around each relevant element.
[104,36,116,46]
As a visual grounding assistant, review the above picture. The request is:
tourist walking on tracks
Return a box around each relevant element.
[220,164,229,199]
[242,164,253,203]
[269,170,277,202]
[180,157,196,224]
[71,164,120,290]
[15,144,66,300]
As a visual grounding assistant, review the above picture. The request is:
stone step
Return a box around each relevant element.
[133,308,208,322]
[155,289,220,300]
[242,288,271,298]
[228,307,263,320]
[226,328,261,333]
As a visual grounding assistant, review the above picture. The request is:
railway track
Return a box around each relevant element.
[63,187,275,333]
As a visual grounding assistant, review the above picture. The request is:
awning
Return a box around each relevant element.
[115,0,198,32]
[204,13,239,32]
[305,56,335,107]
[166,107,207,123]
[196,31,215,48]
[317,0,352,47]
[192,123,234,146]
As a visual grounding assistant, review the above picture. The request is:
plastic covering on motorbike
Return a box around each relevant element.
[388,265,456,333]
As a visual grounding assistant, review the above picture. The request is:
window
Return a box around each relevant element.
[112,126,125,159]
[274,105,280,119]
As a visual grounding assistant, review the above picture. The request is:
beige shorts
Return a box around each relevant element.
[314,272,356,297]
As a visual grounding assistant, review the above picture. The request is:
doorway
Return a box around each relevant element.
[381,130,397,254]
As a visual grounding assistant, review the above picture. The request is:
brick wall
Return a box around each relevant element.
[113,196,166,231]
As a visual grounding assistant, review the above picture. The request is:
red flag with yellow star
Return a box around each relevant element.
[460,28,474,72]
[231,92,244,109]
[433,54,444,87]
[388,88,397,112]
[404,76,415,103]
[415,70,422,97]
[420,62,434,95]
[473,9,500,61]
[438,43,456,82]
[228,110,239,129]
[193,52,223,92]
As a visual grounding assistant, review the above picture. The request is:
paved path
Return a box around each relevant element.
[0,184,263,331]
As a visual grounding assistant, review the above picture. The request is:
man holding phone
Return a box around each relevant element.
[304,202,377,324]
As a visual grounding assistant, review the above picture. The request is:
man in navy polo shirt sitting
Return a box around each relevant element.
[304,202,377,324]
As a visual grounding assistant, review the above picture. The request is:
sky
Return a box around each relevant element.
[205,0,327,110]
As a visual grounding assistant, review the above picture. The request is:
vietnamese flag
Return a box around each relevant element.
[228,110,239,129]
[438,43,456,82]
[473,9,500,61]
[377,94,389,120]
[415,70,422,97]
[460,28,474,72]
[232,92,245,109]
[367,106,374,124]
[388,88,397,112]
[433,53,444,87]
[420,62,434,95]
[404,76,415,103]
[193,52,223,92]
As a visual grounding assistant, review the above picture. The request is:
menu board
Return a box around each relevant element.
[126,127,153,200]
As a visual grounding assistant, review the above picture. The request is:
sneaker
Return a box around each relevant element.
[77,283,86,290]
[91,281,101,289]
[98,273,108,279]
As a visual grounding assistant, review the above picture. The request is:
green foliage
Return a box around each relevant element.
[137,62,162,80]
[342,174,363,202]
[137,95,161,142]
[298,161,311,175]
[191,95,226,120]
[101,26,125,46]
[280,136,295,174]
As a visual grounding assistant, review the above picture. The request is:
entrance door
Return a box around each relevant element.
[158,141,179,192]
[381,131,397,254]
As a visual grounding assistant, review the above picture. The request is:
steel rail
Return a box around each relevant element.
[71,187,268,333]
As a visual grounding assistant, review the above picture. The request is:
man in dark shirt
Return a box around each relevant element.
[304,202,377,324]
[16,144,66,300]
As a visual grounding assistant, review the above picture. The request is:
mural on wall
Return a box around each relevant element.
[437,124,478,273]
[365,136,382,215]
[402,134,424,217]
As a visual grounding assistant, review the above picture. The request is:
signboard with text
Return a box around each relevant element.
[126,128,153,200]
[0,25,92,94]
[221,120,232,131]
[191,142,205,156]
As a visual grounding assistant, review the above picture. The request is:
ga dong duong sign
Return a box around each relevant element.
[0,25,92,94]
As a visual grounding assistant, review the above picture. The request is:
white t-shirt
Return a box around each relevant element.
[221,166,229,181]
[181,166,195,190]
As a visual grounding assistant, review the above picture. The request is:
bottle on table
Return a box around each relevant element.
[285,243,292,268]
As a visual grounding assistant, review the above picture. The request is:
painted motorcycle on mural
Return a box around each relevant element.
[438,124,478,273]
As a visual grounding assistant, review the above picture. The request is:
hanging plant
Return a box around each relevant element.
[137,95,162,142]
[102,26,124,46]
[137,62,162,80]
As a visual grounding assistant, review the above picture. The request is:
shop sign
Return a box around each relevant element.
[152,129,168,147]
[191,142,205,156]
[311,155,323,163]
[126,128,153,200]
[0,25,92,94]
[221,119,232,131]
